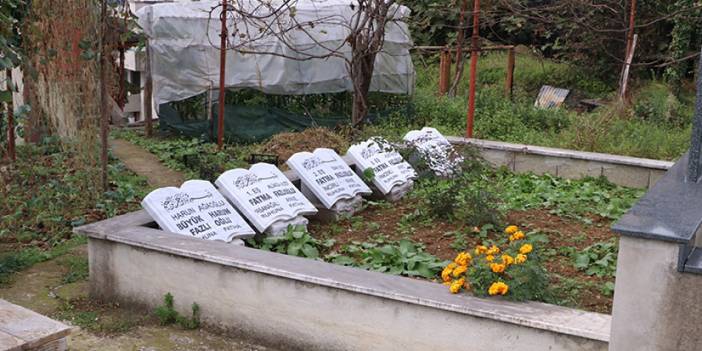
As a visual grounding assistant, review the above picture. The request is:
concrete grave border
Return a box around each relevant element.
[448,137,674,189]
[76,211,609,351]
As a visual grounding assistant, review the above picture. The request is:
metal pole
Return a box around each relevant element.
[100,0,109,191]
[505,47,515,99]
[217,0,228,150]
[465,0,480,138]
[5,69,15,161]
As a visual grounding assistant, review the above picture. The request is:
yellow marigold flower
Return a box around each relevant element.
[501,254,514,266]
[449,279,464,294]
[454,252,472,266]
[486,255,495,262]
[452,264,468,277]
[488,282,509,296]
[504,225,519,235]
[474,245,488,255]
[519,244,533,255]
[486,245,500,255]
[515,254,527,264]
[490,263,506,273]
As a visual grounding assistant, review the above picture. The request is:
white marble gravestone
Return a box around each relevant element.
[287,148,372,214]
[215,163,318,236]
[346,138,416,200]
[141,180,255,243]
[403,127,463,177]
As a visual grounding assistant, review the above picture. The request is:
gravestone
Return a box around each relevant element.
[215,163,318,236]
[346,138,417,202]
[287,148,372,219]
[403,127,463,177]
[141,180,255,244]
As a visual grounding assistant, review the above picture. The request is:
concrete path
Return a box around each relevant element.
[109,138,185,188]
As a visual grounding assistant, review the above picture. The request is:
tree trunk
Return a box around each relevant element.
[350,55,375,126]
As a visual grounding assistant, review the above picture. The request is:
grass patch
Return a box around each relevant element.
[0,236,86,286]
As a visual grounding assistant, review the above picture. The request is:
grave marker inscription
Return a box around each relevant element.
[347,138,416,194]
[215,163,317,234]
[141,180,255,242]
[287,148,372,209]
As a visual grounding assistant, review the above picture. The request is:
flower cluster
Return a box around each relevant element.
[442,225,546,300]
[442,252,472,294]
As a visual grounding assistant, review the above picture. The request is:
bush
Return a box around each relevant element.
[633,82,691,127]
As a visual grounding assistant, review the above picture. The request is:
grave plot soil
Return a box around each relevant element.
[309,202,617,314]
[260,127,349,163]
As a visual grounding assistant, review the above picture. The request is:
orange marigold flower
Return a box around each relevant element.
[488,282,509,296]
[449,279,465,294]
[490,263,506,273]
[515,254,527,264]
[454,252,472,266]
[453,265,468,277]
[519,244,533,255]
[486,245,500,255]
[501,254,514,266]
[509,231,525,242]
[486,255,495,262]
[474,245,488,255]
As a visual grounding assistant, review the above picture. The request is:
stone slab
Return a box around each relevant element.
[0,299,72,351]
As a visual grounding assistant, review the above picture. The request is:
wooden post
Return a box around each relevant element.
[144,43,153,137]
[217,0,228,150]
[100,0,109,191]
[465,0,480,138]
[620,34,638,101]
[438,48,451,95]
[505,47,515,99]
[619,0,637,100]
[5,69,15,161]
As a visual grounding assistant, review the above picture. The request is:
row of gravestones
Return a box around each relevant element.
[141,127,464,245]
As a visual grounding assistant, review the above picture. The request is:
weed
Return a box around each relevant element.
[154,293,201,329]
[61,255,89,284]
[574,240,618,278]
[249,225,335,259]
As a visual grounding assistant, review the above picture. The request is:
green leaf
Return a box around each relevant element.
[301,244,319,259]
[574,254,590,269]
[287,241,302,256]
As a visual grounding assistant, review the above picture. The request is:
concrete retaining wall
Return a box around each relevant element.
[448,137,674,189]
[78,211,610,351]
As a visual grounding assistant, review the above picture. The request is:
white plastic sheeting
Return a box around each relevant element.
[136,0,415,105]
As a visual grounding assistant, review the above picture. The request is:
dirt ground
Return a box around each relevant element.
[309,200,617,314]
[0,246,279,351]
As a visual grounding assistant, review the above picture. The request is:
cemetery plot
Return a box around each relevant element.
[347,138,416,194]
[403,127,463,177]
[287,148,372,209]
[141,180,255,242]
[215,163,318,233]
